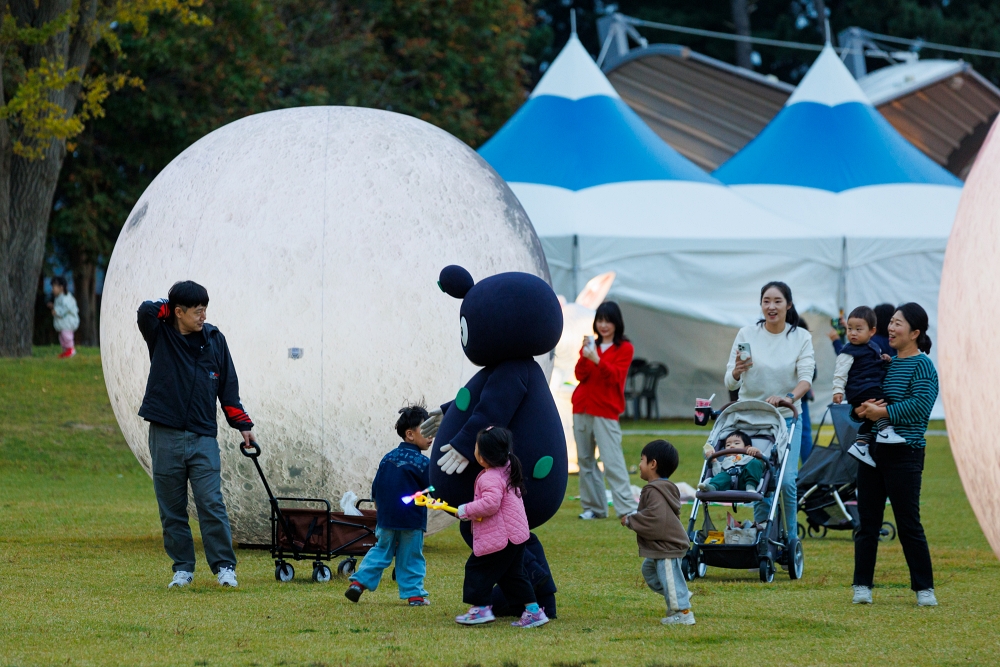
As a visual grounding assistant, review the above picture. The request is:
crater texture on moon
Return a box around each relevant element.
[101,107,551,543]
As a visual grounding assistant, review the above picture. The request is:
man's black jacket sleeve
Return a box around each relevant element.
[217,332,254,431]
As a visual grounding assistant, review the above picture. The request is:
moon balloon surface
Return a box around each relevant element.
[101,107,552,543]
[940,121,1000,561]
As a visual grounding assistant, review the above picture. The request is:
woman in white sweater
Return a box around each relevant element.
[724,281,814,534]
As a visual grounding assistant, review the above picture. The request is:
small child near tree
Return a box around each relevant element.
[832,305,901,468]
[48,276,79,358]
[622,439,695,626]
[697,430,765,493]
[345,404,432,606]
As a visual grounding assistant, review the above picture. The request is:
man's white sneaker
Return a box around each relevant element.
[916,589,938,606]
[168,571,193,588]
[875,426,906,444]
[217,566,238,588]
[848,442,876,468]
[852,585,872,604]
[661,611,696,625]
[578,510,602,520]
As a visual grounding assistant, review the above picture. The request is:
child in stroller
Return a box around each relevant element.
[697,430,765,493]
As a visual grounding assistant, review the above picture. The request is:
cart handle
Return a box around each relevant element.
[240,441,261,458]
[705,446,768,464]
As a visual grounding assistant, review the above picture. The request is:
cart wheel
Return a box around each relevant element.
[787,538,804,580]
[797,522,806,539]
[275,562,294,582]
[759,557,775,583]
[880,522,897,542]
[697,560,708,579]
[391,567,396,582]
[337,559,356,577]
[312,563,331,583]
[807,524,827,539]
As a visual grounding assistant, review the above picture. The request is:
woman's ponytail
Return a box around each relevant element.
[896,302,932,354]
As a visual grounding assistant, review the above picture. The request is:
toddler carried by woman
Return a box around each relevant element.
[455,426,549,628]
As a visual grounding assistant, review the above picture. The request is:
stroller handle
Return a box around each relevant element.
[705,446,767,464]
[240,441,262,458]
[774,397,798,419]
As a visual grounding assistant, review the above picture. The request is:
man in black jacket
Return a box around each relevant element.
[137,281,256,589]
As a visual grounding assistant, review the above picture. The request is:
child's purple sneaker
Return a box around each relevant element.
[511,608,549,628]
[455,606,495,625]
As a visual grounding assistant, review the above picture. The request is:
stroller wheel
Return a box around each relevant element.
[681,555,694,582]
[759,557,775,583]
[275,562,294,582]
[879,522,897,542]
[787,538,804,580]
[807,524,827,539]
[797,522,805,539]
[312,563,332,583]
[337,559,356,577]
[697,561,708,578]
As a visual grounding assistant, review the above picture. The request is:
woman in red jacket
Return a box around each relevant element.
[572,302,637,520]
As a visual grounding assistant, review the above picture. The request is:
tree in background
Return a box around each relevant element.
[50,0,283,345]
[0,0,208,357]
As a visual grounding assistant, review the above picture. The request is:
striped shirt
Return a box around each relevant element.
[883,353,939,448]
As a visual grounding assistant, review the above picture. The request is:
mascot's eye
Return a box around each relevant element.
[461,316,469,347]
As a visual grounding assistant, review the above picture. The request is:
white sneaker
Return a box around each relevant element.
[917,589,938,606]
[697,482,710,491]
[852,585,872,604]
[578,510,602,520]
[168,571,193,588]
[661,611,696,625]
[217,566,238,588]
[876,426,906,444]
[848,442,876,468]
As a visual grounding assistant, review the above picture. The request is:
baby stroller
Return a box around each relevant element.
[240,442,378,582]
[796,404,896,541]
[683,399,804,583]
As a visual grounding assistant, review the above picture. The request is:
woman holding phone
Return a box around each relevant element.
[724,282,815,535]
[572,302,637,520]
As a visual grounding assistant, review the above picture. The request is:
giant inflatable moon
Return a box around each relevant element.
[101,107,552,544]
[939,121,1000,561]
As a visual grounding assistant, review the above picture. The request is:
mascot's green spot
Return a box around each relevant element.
[455,387,471,411]
[437,280,444,292]
[533,456,553,479]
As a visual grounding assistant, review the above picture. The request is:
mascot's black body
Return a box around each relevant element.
[430,265,567,531]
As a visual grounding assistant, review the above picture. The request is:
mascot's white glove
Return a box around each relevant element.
[437,444,469,475]
[420,407,443,439]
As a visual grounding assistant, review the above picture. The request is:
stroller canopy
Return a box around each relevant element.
[706,400,790,460]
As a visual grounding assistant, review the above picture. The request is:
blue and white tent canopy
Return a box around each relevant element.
[479,35,840,417]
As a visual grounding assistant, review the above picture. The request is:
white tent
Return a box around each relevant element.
[479,34,842,417]
[715,45,963,416]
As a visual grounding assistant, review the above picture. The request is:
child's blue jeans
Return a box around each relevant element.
[350,527,428,599]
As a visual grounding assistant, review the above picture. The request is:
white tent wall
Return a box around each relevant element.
[620,304,838,419]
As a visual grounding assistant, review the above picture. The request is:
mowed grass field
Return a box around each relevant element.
[2,348,999,666]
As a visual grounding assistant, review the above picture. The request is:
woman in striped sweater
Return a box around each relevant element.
[851,303,939,607]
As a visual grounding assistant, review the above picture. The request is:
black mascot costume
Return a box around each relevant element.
[427,265,567,615]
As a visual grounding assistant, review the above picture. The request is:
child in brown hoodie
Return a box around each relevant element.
[622,439,694,625]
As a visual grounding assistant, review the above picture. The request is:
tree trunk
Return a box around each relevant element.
[731,0,753,69]
[69,249,99,346]
[0,0,98,356]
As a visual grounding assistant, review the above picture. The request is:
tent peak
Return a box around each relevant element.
[786,44,870,107]
[530,34,620,101]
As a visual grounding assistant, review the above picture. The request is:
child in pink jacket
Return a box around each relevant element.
[455,426,549,628]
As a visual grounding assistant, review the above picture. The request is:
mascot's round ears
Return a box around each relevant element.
[438,265,475,299]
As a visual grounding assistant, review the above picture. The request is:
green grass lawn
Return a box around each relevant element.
[2,348,998,666]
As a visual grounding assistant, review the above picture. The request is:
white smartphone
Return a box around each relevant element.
[737,342,752,361]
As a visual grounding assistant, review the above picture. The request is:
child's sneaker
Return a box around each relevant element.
[875,425,906,444]
[696,482,712,491]
[217,566,238,587]
[848,442,876,468]
[511,608,549,628]
[661,610,696,625]
[455,606,495,625]
[345,582,365,602]
[408,596,430,606]
[168,571,193,588]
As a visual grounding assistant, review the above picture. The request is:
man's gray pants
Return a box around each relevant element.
[148,423,237,574]
[642,557,691,613]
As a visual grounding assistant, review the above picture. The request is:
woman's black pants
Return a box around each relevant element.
[463,540,536,607]
[853,444,934,591]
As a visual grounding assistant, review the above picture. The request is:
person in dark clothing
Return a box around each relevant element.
[489,533,557,618]
[137,281,256,589]
[346,404,432,606]
[832,306,900,469]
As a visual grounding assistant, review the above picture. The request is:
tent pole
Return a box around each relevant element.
[838,236,847,316]
[572,234,580,298]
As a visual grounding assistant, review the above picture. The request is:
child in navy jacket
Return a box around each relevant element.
[346,405,432,606]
